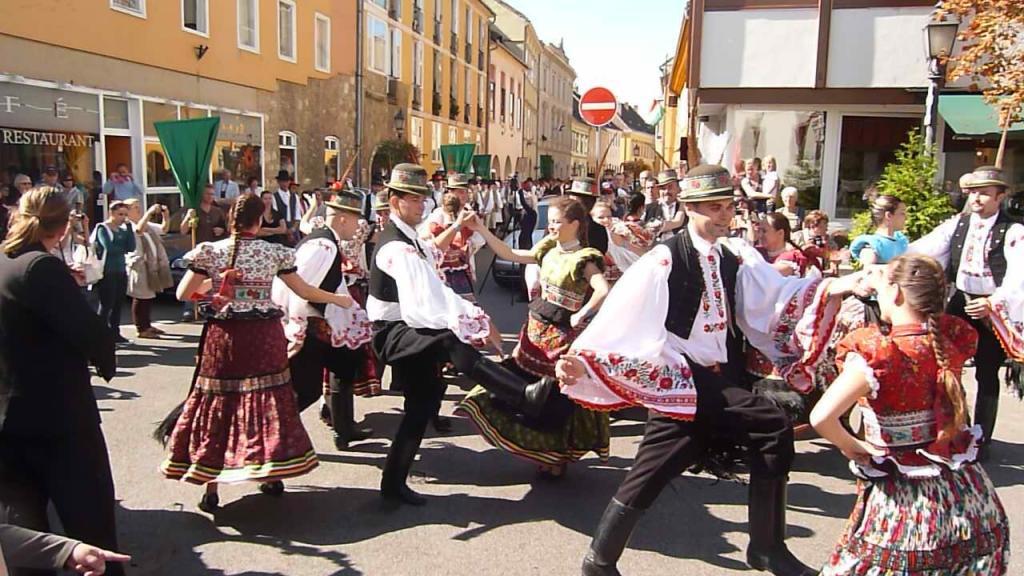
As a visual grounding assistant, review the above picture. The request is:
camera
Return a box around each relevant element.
[813,235,827,248]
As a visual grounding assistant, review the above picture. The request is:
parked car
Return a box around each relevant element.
[491,198,549,288]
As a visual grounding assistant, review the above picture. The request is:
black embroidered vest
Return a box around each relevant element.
[947,211,1011,288]
[663,231,744,369]
[295,227,343,314]
[368,222,420,304]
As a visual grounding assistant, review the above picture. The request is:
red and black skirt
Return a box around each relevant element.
[160,317,318,484]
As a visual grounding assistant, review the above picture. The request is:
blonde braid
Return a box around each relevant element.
[927,310,968,433]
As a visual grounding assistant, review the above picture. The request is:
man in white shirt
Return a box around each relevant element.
[272,170,306,244]
[212,169,240,207]
[366,163,549,507]
[910,165,1024,460]
[643,170,686,240]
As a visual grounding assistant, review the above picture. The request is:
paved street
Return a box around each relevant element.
[95,269,1021,576]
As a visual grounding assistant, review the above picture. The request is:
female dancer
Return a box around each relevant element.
[158,194,353,513]
[850,195,908,266]
[456,196,611,477]
[427,192,484,302]
[811,254,1009,575]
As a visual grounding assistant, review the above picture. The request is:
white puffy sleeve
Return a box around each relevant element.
[565,245,700,421]
[989,223,1024,361]
[908,216,958,269]
[730,239,842,394]
[375,241,491,343]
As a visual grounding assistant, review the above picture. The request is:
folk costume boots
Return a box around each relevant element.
[581,498,645,576]
[468,357,552,419]
[329,376,372,450]
[973,392,999,461]
[746,476,816,576]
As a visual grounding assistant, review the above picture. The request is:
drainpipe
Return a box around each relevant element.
[355,0,365,186]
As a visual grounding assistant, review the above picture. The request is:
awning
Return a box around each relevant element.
[939,95,1024,136]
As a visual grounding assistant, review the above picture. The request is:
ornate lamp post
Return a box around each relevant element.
[632,143,641,190]
[393,108,406,140]
[923,17,960,150]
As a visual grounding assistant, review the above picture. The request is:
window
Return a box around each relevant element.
[111,0,145,18]
[368,16,388,74]
[414,41,424,87]
[324,136,340,183]
[314,13,331,72]
[238,0,259,52]
[371,0,386,8]
[213,113,264,193]
[465,7,472,48]
[181,0,208,35]
[411,117,424,154]
[389,0,402,20]
[390,28,402,79]
[451,0,458,32]
[433,49,441,93]
[464,67,470,118]
[488,80,495,118]
[278,0,296,62]
[449,126,458,144]
[432,122,442,162]
[279,130,297,178]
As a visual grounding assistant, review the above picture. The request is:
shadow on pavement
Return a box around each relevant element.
[983,439,1024,488]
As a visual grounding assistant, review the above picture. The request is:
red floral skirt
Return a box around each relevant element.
[512,315,578,378]
[160,318,318,484]
[348,283,382,396]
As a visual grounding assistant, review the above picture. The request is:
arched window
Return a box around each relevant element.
[324,136,340,183]
[278,130,297,178]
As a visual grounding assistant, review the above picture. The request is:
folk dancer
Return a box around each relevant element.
[456,195,611,478]
[420,173,486,302]
[589,200,653,284]
[272,189,376,451]
[811,255,1009,575]
[159,195,353,512]
[366,164,550,506]
[909,165,1024,461]
[558,165,869,576]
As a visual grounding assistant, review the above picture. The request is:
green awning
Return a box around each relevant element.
[939,95,1024,136]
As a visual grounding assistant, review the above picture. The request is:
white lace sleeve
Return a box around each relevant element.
[908,216,958,269]
[842,352,880,399]
[375,241,490,343]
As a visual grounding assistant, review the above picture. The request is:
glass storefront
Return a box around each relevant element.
[835,115,921,219]
[214,113,263,185]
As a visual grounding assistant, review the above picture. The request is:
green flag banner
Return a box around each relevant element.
[154,116,220,209]
[441,143,475,174]
[471,154,491,177]
[540,155,554,179]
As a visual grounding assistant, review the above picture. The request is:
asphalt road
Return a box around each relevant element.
[89,262,1021,576]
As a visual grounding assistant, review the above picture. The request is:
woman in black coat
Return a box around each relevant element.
[0,187,124,576]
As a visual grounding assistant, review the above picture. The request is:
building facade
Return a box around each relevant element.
[614,104,659,177]
[571,94,593,178]
[487,26,527,181]
[0,0,357,214]
[537,42,575,180]
[361,0,492,181]
[668,0,955,221]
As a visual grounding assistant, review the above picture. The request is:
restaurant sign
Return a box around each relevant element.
[1,127,96,147]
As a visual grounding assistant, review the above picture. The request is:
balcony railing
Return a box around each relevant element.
[449,97,460,121]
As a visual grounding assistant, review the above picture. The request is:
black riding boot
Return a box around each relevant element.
[380,416,429,507]
[746,477,816,576]
[330,378,373,450]
[469,357,551,419]
[581,499,645,576]
[974,392,999,461]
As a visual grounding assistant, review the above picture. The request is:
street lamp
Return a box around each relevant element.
[923,17,959,150]
[393,108,406,140]
[632,144,641,190]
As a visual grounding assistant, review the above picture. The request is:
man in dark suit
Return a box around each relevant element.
[643,169,686,241]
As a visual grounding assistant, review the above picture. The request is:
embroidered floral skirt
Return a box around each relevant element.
[161,318,318,484]
[455,316,610,467]
[442,268,476,302]
[821,463,1009,575]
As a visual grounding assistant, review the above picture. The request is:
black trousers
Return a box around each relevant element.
[96,273,127,338]
[614,363,794,510]
[290,335,360,412]
[947,290,1005,400]
[0,424,124,576]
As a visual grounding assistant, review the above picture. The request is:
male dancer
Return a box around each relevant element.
[642,170,686,241]
[558,165,866,576]
[566,177,609,254]
[367,164,549,506]
[272,190,374,449]
[910,165,1024,460]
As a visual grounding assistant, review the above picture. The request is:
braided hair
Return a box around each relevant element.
[888,254,968,433]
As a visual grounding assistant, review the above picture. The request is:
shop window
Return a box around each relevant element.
[324,136,340,183]
[143,101,178,138]
[103,98,129,130]
[182,0,208,36]
[278,0,296,63]
[181,107,208,120]
[836,116,921,220]
[431,122,441,162]
[314,13,331,73]
[111,0,145,18]
[279,130,297,178]
[145,141,176,188]
[214,113,263,189]
[238,0,259,52]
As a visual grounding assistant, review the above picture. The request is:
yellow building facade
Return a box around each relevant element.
[0,0,358,211]
[486,28,528,181]
[362,0,492,178]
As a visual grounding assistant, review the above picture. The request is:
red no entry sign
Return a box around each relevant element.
[580,87,618,127]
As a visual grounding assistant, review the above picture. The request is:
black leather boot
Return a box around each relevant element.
[469,357,551,419]
[746,477,816,576]
[330,377,372,450]
[974,392,999,461]
[581,499,644,576]
[380,417,429,507]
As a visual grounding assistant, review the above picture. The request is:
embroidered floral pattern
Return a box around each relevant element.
[577,350,697,420]
[185,238,296,320]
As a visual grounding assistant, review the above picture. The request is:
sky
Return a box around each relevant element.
[503,0,684,116]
